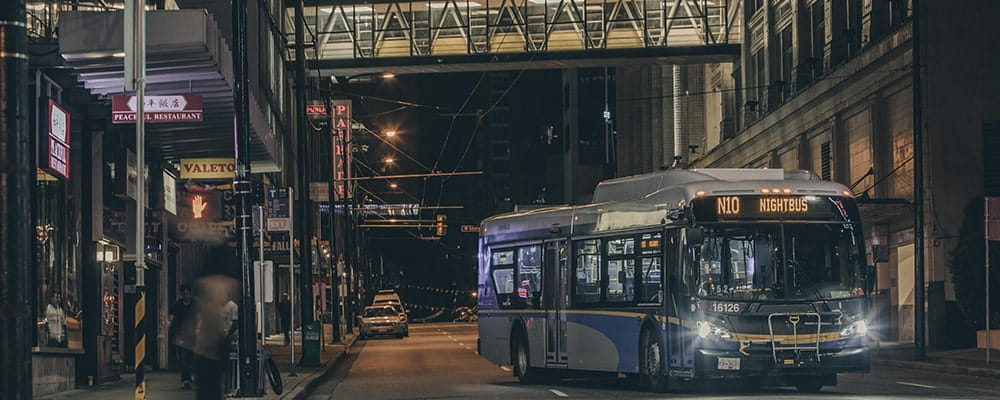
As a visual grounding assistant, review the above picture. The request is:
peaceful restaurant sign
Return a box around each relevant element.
[112,94,203,123]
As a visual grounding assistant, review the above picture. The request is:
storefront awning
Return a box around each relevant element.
[58,10,280,168]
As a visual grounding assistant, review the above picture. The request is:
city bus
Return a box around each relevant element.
[477,169,873,392]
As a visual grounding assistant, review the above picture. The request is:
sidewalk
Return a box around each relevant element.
[872,341,1000,378]
[40,323,356,400]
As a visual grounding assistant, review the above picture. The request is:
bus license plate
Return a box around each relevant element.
[717,357,741,371]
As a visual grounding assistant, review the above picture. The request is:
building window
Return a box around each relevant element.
[845,0,863,59]
[775,25,793,104]
[809,1,826,81]
[821,141,832,181]
[35,176,83,350]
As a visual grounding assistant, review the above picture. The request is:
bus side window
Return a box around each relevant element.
[574,239,602,305]
[491,249,516,309]
[518,246,543,309]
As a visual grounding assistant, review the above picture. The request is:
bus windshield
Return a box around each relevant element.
[694,222,866,301]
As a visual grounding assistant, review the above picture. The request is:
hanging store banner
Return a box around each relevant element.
[331,100,352,200]
[43,99,71,179]
[111,94,203,123]
[179,158,236,179]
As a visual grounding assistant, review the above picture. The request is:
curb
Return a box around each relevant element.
[872,359,1000,379]
[283,335,357,400]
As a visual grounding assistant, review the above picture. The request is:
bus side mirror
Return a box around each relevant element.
[685,227,704,247]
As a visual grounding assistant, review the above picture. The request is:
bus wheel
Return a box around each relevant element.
[639,330,669,393]
[512,334,539,384]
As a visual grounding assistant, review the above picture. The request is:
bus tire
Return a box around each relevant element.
[512,333,540,384]
[638,328,669,393]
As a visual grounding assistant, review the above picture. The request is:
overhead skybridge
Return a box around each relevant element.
[295,0,742,75]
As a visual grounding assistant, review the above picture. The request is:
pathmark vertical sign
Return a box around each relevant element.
[331,100,352,200]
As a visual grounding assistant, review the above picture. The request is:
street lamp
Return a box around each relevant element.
[383,157,396,164]
[384,130,397,138]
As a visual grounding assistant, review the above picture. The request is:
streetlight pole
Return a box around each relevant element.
[294,0,315,334]
[233,0,259,393]
[0,1,34,398]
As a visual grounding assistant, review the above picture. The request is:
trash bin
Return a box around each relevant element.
[302,320,321,367]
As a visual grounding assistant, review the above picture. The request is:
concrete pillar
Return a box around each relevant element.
[649,65,664,172]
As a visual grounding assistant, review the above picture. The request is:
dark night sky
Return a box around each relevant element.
[343,70,563,308]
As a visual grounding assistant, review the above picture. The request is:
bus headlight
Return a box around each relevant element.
[696,321,732,339]
[840,320,868,337]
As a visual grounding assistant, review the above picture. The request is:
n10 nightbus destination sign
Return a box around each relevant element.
[694,195,857,222]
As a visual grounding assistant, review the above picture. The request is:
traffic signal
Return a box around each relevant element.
[435,214,447,236]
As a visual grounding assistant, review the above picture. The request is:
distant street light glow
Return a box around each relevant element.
[389,183,399,189]
[384,158,395,164]
[381,72,396,79]
[385,130,397,137]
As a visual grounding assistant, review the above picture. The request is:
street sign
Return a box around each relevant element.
[309,182,330,202]
[112,94,203,123]
[460,225,480,233]
[305,104,326,116]
[988,197,1000,240]
[267,188,291,232]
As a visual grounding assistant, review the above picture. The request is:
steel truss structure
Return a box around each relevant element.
[291,0,742,60]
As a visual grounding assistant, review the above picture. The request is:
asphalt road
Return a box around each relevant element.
[304,322,1000,399]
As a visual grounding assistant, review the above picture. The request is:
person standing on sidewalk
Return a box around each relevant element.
[169,284,196,389]
[278,292,291,345]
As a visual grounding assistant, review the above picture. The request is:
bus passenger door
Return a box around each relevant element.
[544,240,569,365]
[665,229,692,374]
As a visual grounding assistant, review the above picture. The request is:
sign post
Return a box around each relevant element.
[124,0,147,397]
[268,188,295,366]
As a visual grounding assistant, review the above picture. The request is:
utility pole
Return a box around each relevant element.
[0,1,33,398]
[232,0,260,394]
[912,0,926,361]
[295,0,315,331]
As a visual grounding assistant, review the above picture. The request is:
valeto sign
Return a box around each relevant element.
[179,158,236,179]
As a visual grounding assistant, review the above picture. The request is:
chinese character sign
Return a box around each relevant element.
[45,100,71,179]
[331,100,352,200]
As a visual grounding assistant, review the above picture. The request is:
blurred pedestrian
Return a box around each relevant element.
[169,284,196,389]
[278,292,291,345]
[189,274,239,400]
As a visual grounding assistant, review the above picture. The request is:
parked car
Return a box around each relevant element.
[359,305,405,339]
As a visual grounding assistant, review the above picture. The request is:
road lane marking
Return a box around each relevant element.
[897,382,938,389]
[549,389,568,397]
[500,366,511,371]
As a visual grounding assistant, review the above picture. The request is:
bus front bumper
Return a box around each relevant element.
[694,346,870,381]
